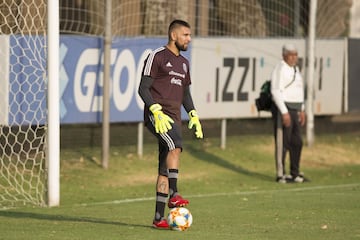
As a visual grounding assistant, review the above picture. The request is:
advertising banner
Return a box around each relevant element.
[190,38,345,119]
[9,35,47,125]
[3,36,344,125]
[59,36,190,123]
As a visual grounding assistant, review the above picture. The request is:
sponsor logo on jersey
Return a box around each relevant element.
[169,70,185,78]
[170,77,182,86]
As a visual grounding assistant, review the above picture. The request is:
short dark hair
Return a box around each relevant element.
[168,19,190,38]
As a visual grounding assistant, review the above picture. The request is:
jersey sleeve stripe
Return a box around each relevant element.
[143,47,165,76]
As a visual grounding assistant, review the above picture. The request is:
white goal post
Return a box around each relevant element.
[47,0,60,207]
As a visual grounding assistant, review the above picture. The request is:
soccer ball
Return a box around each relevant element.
[167,207,193,231]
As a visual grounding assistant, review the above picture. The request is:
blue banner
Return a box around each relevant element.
[9,35,47,125]
[59,36,190,123]
[8,35,191,124]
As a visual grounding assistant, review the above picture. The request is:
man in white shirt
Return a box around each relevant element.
[271,43,307,183]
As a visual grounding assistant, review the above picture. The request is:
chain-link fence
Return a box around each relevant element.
[56,0,353,37]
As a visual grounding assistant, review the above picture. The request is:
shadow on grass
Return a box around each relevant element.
[186,144,274,182]
[0,210,151,229]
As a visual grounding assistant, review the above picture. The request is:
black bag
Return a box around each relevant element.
[256,67,297,112]
[255,80,272,112]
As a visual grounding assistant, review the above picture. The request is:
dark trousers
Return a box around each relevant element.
[271,105,303,177]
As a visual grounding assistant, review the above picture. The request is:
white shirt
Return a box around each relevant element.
[271,60,304,114]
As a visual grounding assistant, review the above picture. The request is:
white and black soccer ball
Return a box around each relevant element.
[167,207,193,231]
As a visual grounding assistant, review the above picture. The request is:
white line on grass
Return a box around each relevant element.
[76,183,360,207]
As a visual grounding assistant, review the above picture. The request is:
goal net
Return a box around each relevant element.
[0,0,48,208]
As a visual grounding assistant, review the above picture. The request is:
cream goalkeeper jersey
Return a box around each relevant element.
[270,60,305,114]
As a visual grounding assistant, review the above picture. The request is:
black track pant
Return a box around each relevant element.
[271,105,303,178]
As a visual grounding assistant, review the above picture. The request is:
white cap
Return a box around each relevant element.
[282,43,297,54]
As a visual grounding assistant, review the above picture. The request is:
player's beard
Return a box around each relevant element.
[175,41,187,51]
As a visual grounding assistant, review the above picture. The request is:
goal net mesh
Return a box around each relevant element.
[0,0,48,208]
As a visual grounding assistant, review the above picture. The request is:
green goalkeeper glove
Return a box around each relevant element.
[188,110,203,139]
[149,103,174,134]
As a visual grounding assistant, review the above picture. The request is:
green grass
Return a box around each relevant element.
[0,129,360,240]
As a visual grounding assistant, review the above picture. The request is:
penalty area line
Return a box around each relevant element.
[75,183,360,207]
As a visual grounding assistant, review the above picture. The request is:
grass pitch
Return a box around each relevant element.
[0,120,359,240]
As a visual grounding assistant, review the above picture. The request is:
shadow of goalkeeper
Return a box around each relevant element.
[185,143,273,182]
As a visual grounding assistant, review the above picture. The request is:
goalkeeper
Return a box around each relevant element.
[138,19,203,229]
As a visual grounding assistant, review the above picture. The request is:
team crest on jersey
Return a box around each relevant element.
[183,63,187,73]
